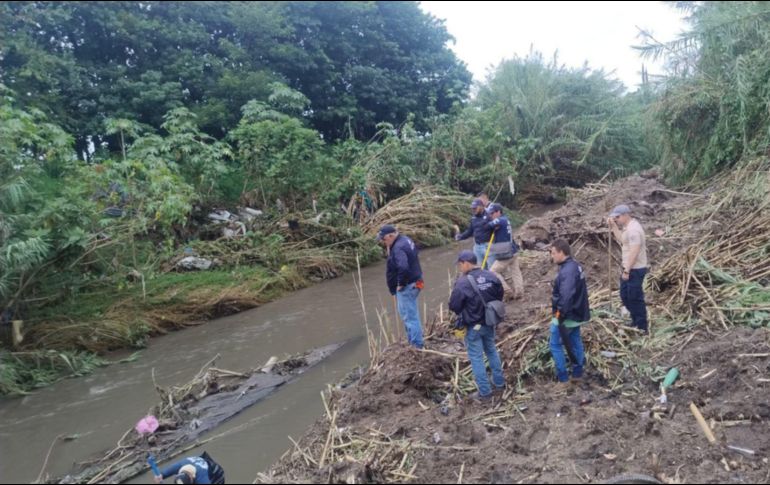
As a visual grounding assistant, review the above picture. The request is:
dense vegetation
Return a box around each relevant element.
[2,1,767,393]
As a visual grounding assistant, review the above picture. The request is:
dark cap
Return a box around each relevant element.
[377,224,397,240]
[488,203,503,214]
[456,250,478,264]
[471,198,484,209]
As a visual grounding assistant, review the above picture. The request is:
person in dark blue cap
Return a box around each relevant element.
[455,198,494,269]
[378,225,424,348]
[485,203,523,300]
[448,250,505,403]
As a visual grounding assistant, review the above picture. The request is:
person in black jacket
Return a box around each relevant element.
[550,239,590,384]
[449,250,505,402]
[455,199,494,269]
[379,225,424,349]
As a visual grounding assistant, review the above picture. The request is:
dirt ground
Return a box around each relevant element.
[259,174,770,484]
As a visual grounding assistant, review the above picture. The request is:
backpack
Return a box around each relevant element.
[466,275,506,327]
[200,452,225,484]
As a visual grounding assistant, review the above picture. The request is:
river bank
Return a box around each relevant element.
[259,166,770,484]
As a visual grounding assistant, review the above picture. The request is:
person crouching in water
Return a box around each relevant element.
[154,452,225,484]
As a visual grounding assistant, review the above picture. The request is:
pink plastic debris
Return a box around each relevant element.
[135,415,159,435]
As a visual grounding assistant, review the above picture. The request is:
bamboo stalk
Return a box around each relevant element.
[690,402,717,445]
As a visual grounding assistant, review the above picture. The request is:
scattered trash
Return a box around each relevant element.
[260,356,279,374]
[239,207,263,222]
[208,210,233,222]
[223,221,247,239]
[655,229,666,237]
[135,415,159,436]
[727,445,755,456]
[600,350,617,358]
[432,432,441,444]
[176,257,213,271]
[662,368,679,388]
[658,368,679,404]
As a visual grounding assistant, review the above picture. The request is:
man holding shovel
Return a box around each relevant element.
[485,203,524,300]
[549,239,590,386]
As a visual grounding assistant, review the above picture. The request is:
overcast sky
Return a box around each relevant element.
[420,1,690,91]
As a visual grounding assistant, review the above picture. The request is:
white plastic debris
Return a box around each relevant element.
[177,257,213,271]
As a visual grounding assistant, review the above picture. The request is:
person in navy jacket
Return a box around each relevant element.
[549,239,590,385]
[379,225,424,348]
[449,250,505,402]
[455,198,494,269]
[485,203,524,299]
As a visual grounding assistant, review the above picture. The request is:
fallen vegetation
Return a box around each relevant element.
[258,161,770,484]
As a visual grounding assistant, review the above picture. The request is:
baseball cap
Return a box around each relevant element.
[377,224,397,240]
[456,250,478,264]
[609,205,631,217]
[488,202,503,214]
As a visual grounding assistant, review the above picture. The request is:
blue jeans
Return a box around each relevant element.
[549,323,585,382]
[620,268,648,333]
[397,283,424,348]
[465,325,505,397]
[473,243,492,269]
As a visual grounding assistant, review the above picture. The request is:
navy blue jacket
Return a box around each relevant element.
[552,257,591,323]
[457,213,494,244]
[485,215,520,254]
[386,234,423,295]
[449,268,504,327]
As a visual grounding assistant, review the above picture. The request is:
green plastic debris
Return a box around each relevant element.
[662,367,679,389]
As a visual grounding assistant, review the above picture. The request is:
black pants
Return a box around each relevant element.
[620,268,648,333]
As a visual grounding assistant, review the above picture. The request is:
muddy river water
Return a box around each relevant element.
[0,203,561,484]
[0,243,469,483]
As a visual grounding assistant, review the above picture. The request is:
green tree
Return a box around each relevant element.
[474,51,653,186]
[638,1,770,181]
[0,1,470,148]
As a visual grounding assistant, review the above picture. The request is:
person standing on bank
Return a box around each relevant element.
[379,225,425,349]
[449,250,506,403]
[549,239,590,386]
[455,198,494,269]
[608,204,649,334]
[485,203,524,300]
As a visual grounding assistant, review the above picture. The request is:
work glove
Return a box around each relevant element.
[453,327,467,339]
[454,234,462,241]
